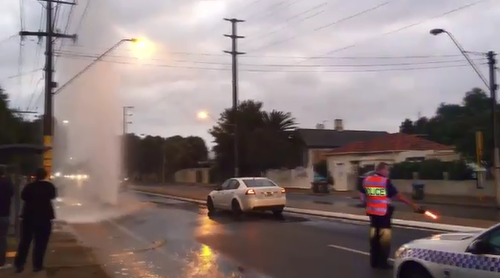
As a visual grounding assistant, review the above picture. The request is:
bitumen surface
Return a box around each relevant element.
[61,192,440,278]
[133,183,500,222]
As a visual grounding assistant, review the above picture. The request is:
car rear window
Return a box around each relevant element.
[242,179,276,187]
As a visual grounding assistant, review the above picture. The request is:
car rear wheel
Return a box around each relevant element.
[231,199,242,218]
[272,209,283,216]
[206,197,215,213]
[399,262,432,278]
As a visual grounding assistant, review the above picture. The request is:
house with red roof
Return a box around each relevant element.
[323,133,458,191]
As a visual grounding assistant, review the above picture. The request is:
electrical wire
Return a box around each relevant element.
[19,0,25,31]
[25,5,45,111]
[54,0,76,67]
[0,34,18,45]
[75,0,91,34]
[55,47,468,60]
[27,77,44,111]
[54,53,483,73]
[52,2,61,31]
[54,51,486,68]
[317,0,494,58]
[249,1,392,52]
[0,68,43,81]
[246,0,299,22]
[242,2,329,47]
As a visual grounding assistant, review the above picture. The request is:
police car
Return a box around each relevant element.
[393,223,500,278]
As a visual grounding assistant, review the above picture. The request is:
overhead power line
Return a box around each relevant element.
[242,2,329,47]
[318,0,494,58]
[0,34,18,44]
[56,48,469,60]
[249,1,392,52]
[54,53,483,73]
[55,51,486,68]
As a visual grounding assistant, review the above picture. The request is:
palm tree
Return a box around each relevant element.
[262,110,297,132]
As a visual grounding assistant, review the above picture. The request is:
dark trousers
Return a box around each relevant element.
[14,219,52,269]
[368,206,394,267]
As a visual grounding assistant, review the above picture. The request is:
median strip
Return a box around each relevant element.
[133,189,484,233]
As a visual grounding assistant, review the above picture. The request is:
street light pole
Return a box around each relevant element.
[430,28,500,208]
[487,51,499,208]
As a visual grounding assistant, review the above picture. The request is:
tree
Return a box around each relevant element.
[0,85,42,173]
[398,87,496,164]
[124,133,208,181]
[209,99,299,179]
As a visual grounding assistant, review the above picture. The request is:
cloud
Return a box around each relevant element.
[0,0,499,147]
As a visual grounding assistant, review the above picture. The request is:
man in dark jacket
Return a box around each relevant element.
[0,167,14,269]
[14,168,57,273]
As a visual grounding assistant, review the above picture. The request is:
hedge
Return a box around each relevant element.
[390,159,474,180]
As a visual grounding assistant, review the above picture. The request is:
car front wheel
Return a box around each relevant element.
[399,262,432,278]
[206,197,215,214]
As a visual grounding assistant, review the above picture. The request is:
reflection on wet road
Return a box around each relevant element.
[68,193,438,278]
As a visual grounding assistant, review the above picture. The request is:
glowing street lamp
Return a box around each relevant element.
[129,37,155,60]
[197,111,209,120]
[54,37,146,96]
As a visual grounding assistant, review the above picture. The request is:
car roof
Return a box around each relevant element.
[232,177,269,181]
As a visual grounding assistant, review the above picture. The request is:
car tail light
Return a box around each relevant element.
[281,188,286,194]
[245,189,256,195]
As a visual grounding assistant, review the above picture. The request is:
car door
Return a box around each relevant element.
[224,179,241,207]
[457,227,500,278]
[211,179,231,209]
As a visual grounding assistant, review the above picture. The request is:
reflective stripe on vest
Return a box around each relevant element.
[363,175,388,216]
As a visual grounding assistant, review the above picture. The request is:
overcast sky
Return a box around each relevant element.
[0,0,499,147]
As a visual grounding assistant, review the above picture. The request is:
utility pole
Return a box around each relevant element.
[223,18,245,178]
[122,106,133,178]
[487,51,500,208]
[19,0,77,177]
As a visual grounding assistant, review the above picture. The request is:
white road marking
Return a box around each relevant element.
[327,244,394,262]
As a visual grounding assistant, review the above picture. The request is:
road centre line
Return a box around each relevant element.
[327,244,394,262]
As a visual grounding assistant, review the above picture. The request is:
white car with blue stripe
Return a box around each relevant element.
[394,223,500,278]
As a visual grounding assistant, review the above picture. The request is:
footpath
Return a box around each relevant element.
[132,184,498,231]
[1,224,108,278]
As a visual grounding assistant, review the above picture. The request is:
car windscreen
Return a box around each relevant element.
[242,179,277,187]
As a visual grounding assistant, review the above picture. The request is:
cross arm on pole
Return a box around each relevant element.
[223,18,245,23]
[224,34,245,39]
[38,0,76,5]
[19,31,77,40]
[223,50,246,55]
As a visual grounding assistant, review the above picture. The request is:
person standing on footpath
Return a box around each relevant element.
[0,167,14,270]
[14,168,57,273]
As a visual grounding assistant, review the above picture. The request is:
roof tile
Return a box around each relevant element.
[325,133,454,155]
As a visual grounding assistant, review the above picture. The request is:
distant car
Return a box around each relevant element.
[207,177,287,216]
[393,223,499,278]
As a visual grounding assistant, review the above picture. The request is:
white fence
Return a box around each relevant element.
[265,167,312,189]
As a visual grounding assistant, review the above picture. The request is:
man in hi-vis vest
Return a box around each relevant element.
[360,162,421,269]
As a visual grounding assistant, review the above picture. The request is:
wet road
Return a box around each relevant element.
[67,192,439,278]
[286,193,500,221]
[133,184,500,221]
